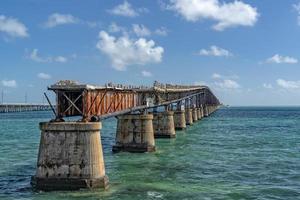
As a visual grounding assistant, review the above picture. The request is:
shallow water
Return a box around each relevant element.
[0,107,299,199]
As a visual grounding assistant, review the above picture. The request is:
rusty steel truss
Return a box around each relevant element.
[47,80,220,121]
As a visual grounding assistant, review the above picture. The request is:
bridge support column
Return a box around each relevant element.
[204,105,209,117]
[153,111,176,138]
[31,122,108,191]
[185,108,193,125]
[192,108,198,122]
[174,110,186,130]
[113,114,155,153]
[197,107,201,120]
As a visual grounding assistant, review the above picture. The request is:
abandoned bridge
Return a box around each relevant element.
[31,80,221,190]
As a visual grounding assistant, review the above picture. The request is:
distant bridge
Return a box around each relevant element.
[0,104,52,113]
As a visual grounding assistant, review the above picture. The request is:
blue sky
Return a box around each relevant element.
[1,0,300,105]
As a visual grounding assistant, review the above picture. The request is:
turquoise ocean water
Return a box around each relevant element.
[0,107,299,199]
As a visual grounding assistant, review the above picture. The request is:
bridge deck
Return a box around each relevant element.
[48,80,220,121]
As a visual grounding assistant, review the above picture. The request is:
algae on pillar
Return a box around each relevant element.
[31,122,109,191]
[113,114,155,153]
[153,111,176,138]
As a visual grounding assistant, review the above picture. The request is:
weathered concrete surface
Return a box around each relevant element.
[200,105,204,118]
[153,111,176,138]
[192,108,198,122]
[31,122,108,191]
[185,108,193,125]
[204,105,209,117]
[113,114,155,153]
[197,108,201,120]
[174,110,186,130]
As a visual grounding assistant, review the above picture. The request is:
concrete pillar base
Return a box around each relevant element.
[185,109,193,125]
[174,110,186,130]
[32,122,108,191]
[113,114,155,153]
[197,108,201,120]
[31,176,109,191]
[192,108,198,122]
[153,111,176,139]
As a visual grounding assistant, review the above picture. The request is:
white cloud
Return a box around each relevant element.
[198,45,232,57]
[212,73,222,79]
[108,1,139,17]
[29,49,49,62]
[263,83,273,89]
[141,70,152,77]
[266,54,298,64]
[277,79,300,89]
[167,0,258,31]
[96,31,164,71]
[44,13,78,28]
[132,24,151,37]
[37,73,51,80]
[54,56,68,63]
[215,79,240,89]
[0,15,28,38]
[2,80,17,88]
[212,73,239,80]
[27,49,69,63]
[154,27,168,36]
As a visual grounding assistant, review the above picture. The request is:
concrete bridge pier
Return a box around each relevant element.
[173,102,186,130]
[192,107,198,122]
[203,105,209,117]
[197,107,202,120]
[153,110,176,138]
[31,122,109,190]
[185,108,193,125]
[113,114,155,153]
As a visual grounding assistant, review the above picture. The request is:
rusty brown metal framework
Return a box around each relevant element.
[48,81,220,121]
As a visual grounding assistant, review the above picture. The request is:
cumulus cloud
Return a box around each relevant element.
[212,73,222,79]
[2,80,17,88]
[44,13,78,28]
[141,70,152,77]
[96,31,164,71]
[212,73,240,90]
[132,24,151,37]
[277,79,300,89]
[54,56,67,63]
[27,49,69,63]
[266,54,298,64]
[37,73,51,80]
[108,1,143,17]
[198,45,232,57]
[215,79,240,89]
[263,83,273,89]
[167,0,258,31]
[0,15,28,38]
